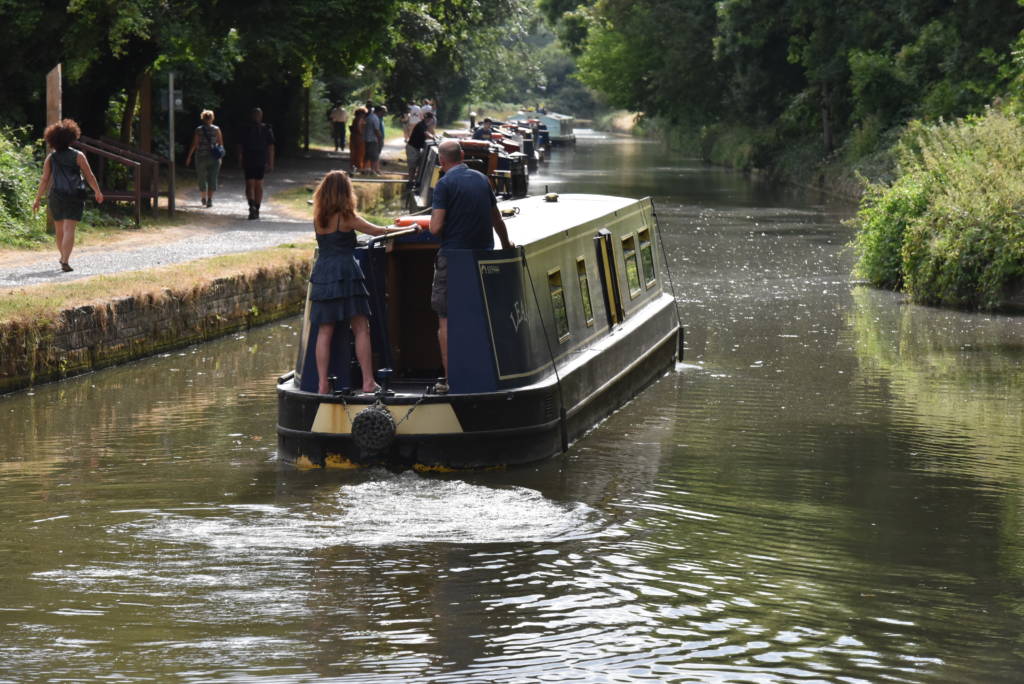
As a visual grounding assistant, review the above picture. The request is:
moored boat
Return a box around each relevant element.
[407,137,528,211]
[510,111,575,145]
[276,192,682,470]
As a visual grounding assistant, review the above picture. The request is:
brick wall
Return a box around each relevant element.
[0,262,309,394]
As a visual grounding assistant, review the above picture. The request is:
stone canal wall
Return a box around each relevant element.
[0,261,308,395]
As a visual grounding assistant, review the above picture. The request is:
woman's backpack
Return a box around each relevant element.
[51,150,87,199]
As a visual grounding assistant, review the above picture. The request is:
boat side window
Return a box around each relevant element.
[547,269,571,343]
[576,257,594,327]
[638,227,656,288]
[621,235,642,298]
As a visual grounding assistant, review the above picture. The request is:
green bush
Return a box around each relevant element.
[0,128,47,247]
[852,171,931,289]
[699,123,780,171]
[852,109,1024,310]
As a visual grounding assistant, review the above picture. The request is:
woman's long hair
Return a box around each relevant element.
[312,170,357,230]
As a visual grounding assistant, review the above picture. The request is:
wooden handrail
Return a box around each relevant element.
[84,136,171,213]
[72,140,145,226]
[74,140,140,167]
[92,136,171,165]
[73,136,179,225]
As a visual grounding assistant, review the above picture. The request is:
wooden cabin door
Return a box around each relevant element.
[593,229,624,328]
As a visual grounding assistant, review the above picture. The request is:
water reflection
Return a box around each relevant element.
[848,286,1024,474]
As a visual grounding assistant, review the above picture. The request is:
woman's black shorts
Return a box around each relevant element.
[49,191,85,221]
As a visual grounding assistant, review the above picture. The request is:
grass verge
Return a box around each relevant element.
[0,243,314,326]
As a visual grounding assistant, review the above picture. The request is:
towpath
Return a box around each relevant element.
[0,139,408,290]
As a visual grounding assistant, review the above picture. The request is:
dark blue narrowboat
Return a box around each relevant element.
[276,193,682,470]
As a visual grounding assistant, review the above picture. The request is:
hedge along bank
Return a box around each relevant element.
[0,245,313,395]
[852,109,1024,311]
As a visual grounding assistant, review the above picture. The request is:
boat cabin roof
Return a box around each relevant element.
[498,193,638,247]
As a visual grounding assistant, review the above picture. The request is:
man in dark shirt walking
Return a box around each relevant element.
[238,107,276,220]
[425,139,513,393]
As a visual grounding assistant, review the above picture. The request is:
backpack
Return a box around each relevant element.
[51,150,87,199]
[202,125,225,159]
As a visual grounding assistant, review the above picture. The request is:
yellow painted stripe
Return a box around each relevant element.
[311,402,463,435]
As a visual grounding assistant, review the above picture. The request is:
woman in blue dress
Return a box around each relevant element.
[310,170,404,394]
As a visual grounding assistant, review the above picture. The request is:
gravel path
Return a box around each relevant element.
[0,142,407,289]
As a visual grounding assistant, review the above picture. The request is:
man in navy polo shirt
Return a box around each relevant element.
[426,139,513,393]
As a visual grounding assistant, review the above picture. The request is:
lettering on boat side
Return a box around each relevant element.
[478,257,539,380]
[509,300,526,333]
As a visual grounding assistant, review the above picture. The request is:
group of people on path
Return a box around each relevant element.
[346,102,389,175]
[185,107,275,220]
[30,106,276,274]
[333,99,438,177]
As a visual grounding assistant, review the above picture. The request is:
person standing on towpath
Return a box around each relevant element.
[363,105,384,175]
[238,107,275,220]
[422,139,513,394]
[328,103,348,152]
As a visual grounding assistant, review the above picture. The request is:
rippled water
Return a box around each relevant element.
[2,131,1023,682]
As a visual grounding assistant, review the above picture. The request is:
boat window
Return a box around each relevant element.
[621,235,642,298]
[638,227,656,288]
[548,269,571,342]
[576,257,594,327]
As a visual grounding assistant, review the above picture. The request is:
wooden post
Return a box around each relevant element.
[138,72,154,209]
[45,64,62,235]
[46,65,62,126]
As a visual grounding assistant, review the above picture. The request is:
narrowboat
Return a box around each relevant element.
[407,138,528,212]
[511,112,575,145]
[276,193,682,470]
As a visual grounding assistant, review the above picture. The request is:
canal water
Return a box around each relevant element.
[2,132,1023,682]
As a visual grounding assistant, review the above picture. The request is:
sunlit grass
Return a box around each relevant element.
[0,244,314,326]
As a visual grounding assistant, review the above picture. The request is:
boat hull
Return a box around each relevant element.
[276,302,679,470]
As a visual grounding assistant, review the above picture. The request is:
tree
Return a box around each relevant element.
[379,0,535,122]
[577,0,722,125]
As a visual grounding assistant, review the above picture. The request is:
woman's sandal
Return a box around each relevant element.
[60,261,73,272]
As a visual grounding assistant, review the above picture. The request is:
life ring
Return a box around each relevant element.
[394,215,431,229]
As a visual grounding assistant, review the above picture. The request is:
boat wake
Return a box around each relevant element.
[116,473,610,552]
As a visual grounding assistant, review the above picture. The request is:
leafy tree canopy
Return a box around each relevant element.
[563,0,1024,156]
